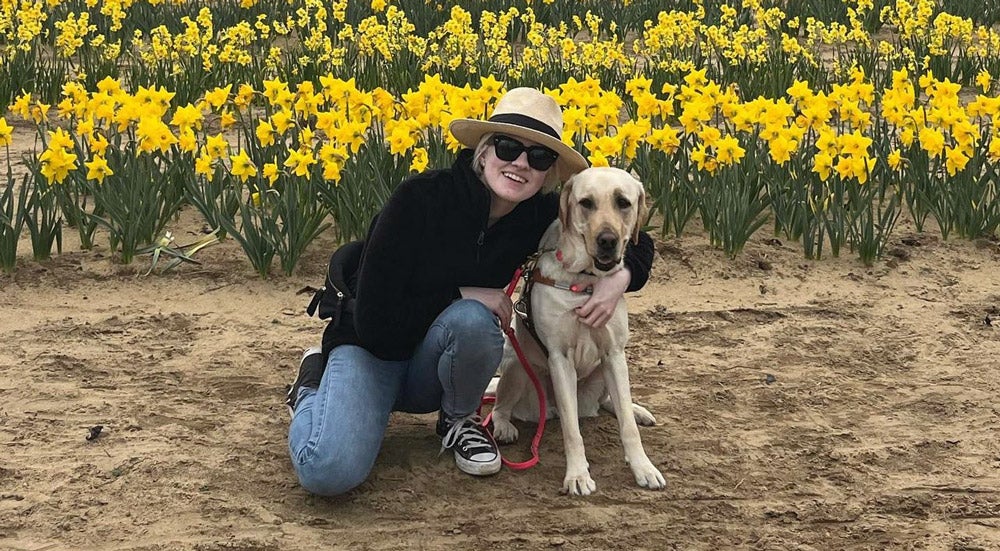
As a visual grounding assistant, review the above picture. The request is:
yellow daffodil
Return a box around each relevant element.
[786,79,813,103]
[812,151,834,181]
[262,162,280,186]
[234,84,256,111]
[136,116,177,154]
[768,133,798,165]
[284,149,316,177]
[918,126,945,157]
[887,149,903,171]
[837,130,873,157]
[0,117,14,147]
[177,127,197,153]
[690,143,716,174]
[39,145,78,184]
[647,126,681,154]
[409,147,428,172]
[89,133,110,157]
[205,133,230,160]
[256,120,276,147]
[85,155,113,184]
[230,149,257,182]
[10,93,33,120]
[195,153,215,182]
[715,135,745,165]
[976,70,992,93]
[944,146,969,176]
[263,79,294,110]
[271,109,294,134]
[219,109,237,129]
[988,136,1000,162]
[203,85,232,110]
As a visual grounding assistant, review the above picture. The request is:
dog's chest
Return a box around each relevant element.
[531,291,613,377]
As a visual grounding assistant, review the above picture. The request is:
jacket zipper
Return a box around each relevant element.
[476,229,485,264]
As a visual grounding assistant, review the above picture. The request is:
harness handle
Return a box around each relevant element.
[481,265,547,470]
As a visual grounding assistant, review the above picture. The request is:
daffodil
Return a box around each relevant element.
[284,149,316,177]
[409,147,428,172]
[89,133,109,157]
[136,116,177,154]
[39,145,78,184]
[48,127,75,151]
[690,143,716,174]
[918,126,946,157]
[195,153,215,182]
[647,126,681,154]
[715,135,745,165]
[256,120,276,147]
[230,149,257,182]
[767,133,798,165]
[262,162,280,186]
[975,70,993,94]
[203,85,232,110]
[271,109,294,134]
[944,146,969,176]
[812,151,834,181]
[988,136,1000,162]
[0,117,14,147]
[887,149,903,171]
[219,109,237,129]
[85,155,113,184]
[205,133,230,160]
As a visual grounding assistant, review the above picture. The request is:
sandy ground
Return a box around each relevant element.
[2,119,1000,549]
[2,207,999,551]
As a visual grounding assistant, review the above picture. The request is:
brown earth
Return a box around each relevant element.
[2,122,1000,549]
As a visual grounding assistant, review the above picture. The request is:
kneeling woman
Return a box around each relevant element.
[286,87,655,495]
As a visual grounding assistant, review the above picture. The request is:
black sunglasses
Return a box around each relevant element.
[492,135,559,171]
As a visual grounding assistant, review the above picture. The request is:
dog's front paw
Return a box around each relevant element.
[632,404,656,426]
[629,457,666,490]
[491,416,519,444]
[561,472,597,496]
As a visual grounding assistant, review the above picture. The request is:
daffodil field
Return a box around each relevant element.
[2,0,1000,276]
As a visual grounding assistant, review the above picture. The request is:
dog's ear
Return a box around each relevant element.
[632,176,648,244]
[559,176,575,231]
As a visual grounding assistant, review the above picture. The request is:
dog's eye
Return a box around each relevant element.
[578,198,595,210]
[615,196,632,210]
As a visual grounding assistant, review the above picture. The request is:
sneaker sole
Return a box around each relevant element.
[456,454,501,476]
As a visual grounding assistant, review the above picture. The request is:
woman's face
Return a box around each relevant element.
[480,134,553,215]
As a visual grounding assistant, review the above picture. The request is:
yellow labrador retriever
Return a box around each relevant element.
[491,167,665,496]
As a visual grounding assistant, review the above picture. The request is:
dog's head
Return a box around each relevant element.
[558,167,647,274]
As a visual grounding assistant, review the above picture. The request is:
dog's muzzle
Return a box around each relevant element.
[593,230,621,271]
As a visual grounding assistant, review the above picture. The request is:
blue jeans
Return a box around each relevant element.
[288,299,504,496]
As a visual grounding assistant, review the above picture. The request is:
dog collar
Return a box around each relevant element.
[528,270,593,295]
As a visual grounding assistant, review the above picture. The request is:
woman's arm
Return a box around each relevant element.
[353,182,462,360]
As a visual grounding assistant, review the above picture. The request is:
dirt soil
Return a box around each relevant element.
[2,126,1000,549]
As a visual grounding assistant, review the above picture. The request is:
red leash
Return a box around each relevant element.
[480,266,547,470]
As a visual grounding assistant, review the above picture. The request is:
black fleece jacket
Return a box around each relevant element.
[323,149,655,361]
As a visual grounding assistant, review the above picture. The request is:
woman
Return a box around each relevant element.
[286,87,655,495]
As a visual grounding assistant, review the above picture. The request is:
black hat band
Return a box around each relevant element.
[488,113,561,141]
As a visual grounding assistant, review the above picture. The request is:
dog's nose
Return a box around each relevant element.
[596,231,618,253]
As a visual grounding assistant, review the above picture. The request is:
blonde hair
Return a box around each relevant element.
[471,132,562,193]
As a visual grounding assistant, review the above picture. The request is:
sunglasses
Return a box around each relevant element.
[492,135,559,171]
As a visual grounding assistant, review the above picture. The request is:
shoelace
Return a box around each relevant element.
[440,415,494,454]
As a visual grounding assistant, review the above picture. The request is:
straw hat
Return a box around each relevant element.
[449,87,589,178]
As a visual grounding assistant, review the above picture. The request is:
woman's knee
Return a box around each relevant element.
[442,299,503,344]
[293,454,372,497]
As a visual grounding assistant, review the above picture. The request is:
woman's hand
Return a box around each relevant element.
[460,287,513,329]
[574,268,630,328]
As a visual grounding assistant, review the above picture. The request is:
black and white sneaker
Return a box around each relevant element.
[438,414,501,476]
[286,346,325,416]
